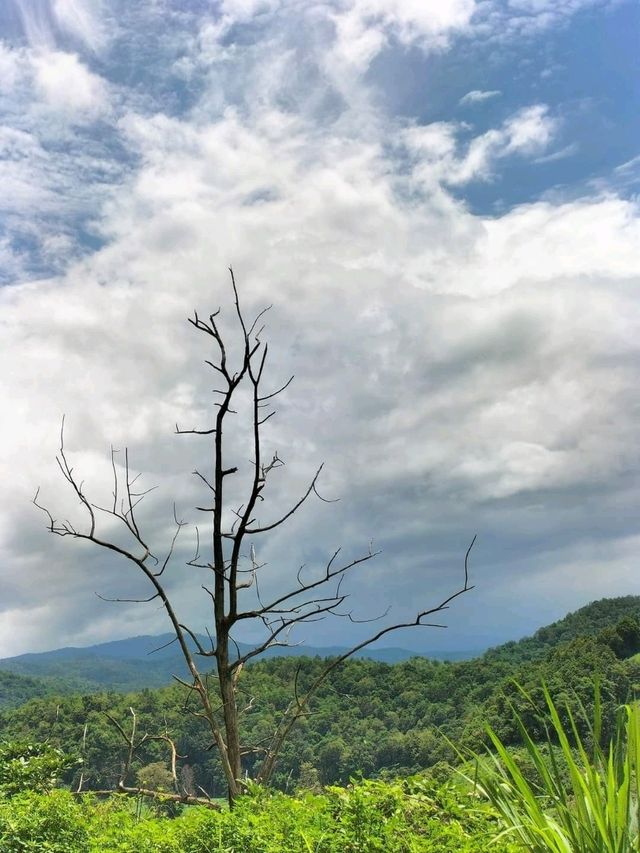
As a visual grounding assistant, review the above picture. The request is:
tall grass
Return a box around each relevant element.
[470,685,640,852]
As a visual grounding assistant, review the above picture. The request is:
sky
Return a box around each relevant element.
[0,0,639,658]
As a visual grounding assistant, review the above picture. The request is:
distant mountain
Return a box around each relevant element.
[2,596,638,703]
[0,634,480,699]
[2,596,639,796]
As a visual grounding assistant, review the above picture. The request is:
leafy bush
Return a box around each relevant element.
[0,789,89,852]
[0,775,518,852]
[0,741,76,797]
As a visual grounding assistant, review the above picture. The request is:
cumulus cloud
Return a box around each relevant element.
[0,38,110,122]
[328,0,476,70]
[403,104,557,186]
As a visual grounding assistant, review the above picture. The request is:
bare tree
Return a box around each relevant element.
[35,269,474,803]
[80,708,222,809]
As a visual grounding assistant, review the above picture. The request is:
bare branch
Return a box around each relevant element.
[176,425,216,436]
[193,470,215,492]
[154,509,186,577]
[235,547,379,622]
[78,787,222,810]
[255,536,476,784]
[245,464,324,535]
[179,623,215,658]
[95,591,160,604]
[258,374,294,402]
[147,635,178,656]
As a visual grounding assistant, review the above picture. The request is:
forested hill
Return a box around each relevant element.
[1,595,638,709]
[483,595,640,663]
[0,671,58,711]
[1,600,639,796]
[0,635,479,700]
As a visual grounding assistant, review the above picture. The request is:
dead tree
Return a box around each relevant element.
[79,708,222,810]
[35,268,474,803]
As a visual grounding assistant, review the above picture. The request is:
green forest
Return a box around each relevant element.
[1,595,640,850]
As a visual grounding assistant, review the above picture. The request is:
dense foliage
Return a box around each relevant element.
[0,671,55,710]
[0,741,76,798]
[483,596,640,664]
[0,604,638,798]
[0,776,518,852]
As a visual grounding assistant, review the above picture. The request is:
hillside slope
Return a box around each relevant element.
[1,595,638,705]
[484,595,640,663]
[2,596,639,794]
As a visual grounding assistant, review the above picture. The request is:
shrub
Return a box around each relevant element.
[0,789,89,852]
[0,741,76,797]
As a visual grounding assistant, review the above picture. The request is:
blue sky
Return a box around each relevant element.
[371,0,640,212]
[0,0,638,657]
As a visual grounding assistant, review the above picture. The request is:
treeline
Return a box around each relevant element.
[3,595,638,712]
[1,607,639,797]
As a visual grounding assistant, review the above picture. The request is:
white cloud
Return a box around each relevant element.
[448,196,640,295]
[403,104,557,186]
[1,95,638,654]
[0,40,110,123]
[350,0,476,39]
[459,89,501,105]
[53,0,106,52]
[615,154,640,176]
[506,0,607,12]
[534,142,578,164]
[471,0,613,42]
[32,50,109,119]
[220,0,282,19]
[10,0,107,52]
[13,0,57,49]
[0,42,23,91]
[328,0,476,71]
[504,104,556,153]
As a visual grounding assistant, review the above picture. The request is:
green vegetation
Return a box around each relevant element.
[0,741,76,798]
[484,596,640,664]
[0,671,57,710]
[2,596,637,704]
[1,596,639,849]
[0,776,518,852]
[1,600,638,797]
[471,685,640,851]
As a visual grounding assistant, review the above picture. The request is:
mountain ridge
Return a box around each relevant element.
[1,595,638,706]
